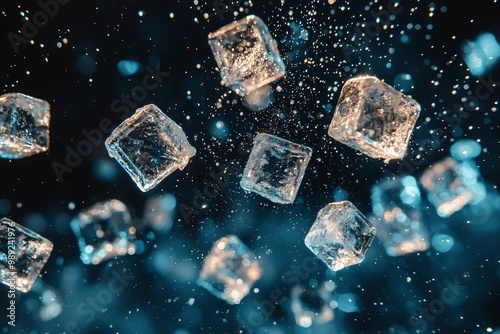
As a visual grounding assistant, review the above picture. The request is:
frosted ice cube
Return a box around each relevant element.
[0,218,53,292]
[70,200,136,265]
[240,133,312,204]
[304,201,376,271]
[328,75,420,161]
[0,93,50,159]
[143,194,176,232]
[291,283,334,328]
[197,235,261,305]
[105,104,196,192]
[208,15,285,97]
[371,176,429,256]
[420,157,486,217]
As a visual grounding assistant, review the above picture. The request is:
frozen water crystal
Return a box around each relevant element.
[371,176,429,256]
[304,201,376,271]
[70,200,136,265]
[197,235,261,305]
[420,157,486,217]
[143,194,176,232]
[105,104,196,192]
[328,75,420,161]
[240,133,312,204]
[291,283,334,328]
[0,218,53,292]
[208,15,285,97]
[0,92,50,159]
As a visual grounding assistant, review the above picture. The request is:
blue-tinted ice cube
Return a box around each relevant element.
[371,176,429,256]
[240,133,312,204]
[197,235,261,305]
[0,218,53,292]
[305,201,376,271]
[462,32,500,77]
[328,76,420,161]
[70,200,136,265]
[208,15,285,97]
[0,93,50,159]
[420,157,486,217]
[105,104,196,192]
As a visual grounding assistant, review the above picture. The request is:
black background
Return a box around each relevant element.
[1,0,499,333]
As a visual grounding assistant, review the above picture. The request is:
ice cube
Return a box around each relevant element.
[208,15,285,97]
[70,200,136,265]
[105,104,196,192]
[197,235,261,305]
[143,194,176,232]
[419,157,486,217]
[328,75,420,161]
[0,93,50,159]
[462,32,500,77]
[291,283,334,328]
[304,201,376,271]
[0,218,53,292]
[240,133,312,204]
[371,176,429,256]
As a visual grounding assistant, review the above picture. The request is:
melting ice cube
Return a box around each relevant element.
[328,75,420,161]
[208,15,285,97]
[371,176,429,256]
[0,218,53,292]
[0,93,50,159]
[240,133,312,204]
[105,104,196,192]
[70,200,136,265]
[197,235,261,305]
[304,201,376,271]
[420,157,486,217]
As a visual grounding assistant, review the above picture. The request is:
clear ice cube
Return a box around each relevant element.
[291,282,334,328]
[304,201,376,271]
[208,15,286,97]
[328,75,420,161]
[0,218,53,292]
[143,194,176,232]
[419,157,486,217]
[70,200,136,265]
[371,176,429,256]
[197,235,261,305]
[0,93,50,159]
[240,133,312,204]
[105,104,196,192]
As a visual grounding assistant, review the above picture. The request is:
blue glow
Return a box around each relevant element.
[117,60,142,76]
[337,293,359,313]
[209,119,229,140]
[431,234,455,253]
[462,32,500,77]
[450,139,482,161]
